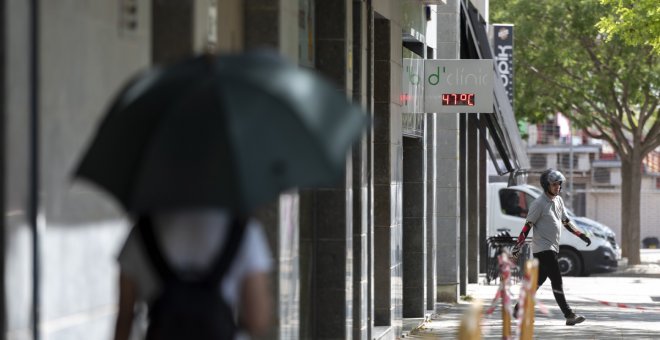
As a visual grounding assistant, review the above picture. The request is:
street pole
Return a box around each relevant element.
[568,122,573,211]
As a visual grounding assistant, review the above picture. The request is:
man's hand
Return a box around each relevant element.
[580,234,591,246]
[510,245,522,262]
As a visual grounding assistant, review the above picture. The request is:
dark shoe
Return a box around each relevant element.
[565,313,585,326]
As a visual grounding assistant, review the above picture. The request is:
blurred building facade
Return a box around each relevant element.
[1,0,528,339]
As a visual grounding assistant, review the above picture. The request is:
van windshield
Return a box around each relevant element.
[499,189,533,218]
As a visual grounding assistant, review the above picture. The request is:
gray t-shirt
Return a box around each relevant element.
[526,193,569,253]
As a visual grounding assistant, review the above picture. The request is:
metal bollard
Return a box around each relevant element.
[459,300,483,340]
[519,259,539,340]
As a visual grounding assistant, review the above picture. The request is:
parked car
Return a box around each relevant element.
[488,182,620,276]
[643,237,660,248]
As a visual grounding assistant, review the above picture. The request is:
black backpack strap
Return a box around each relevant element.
[137,216,176,281]
[138,215,247,286]
[203,217,247,288]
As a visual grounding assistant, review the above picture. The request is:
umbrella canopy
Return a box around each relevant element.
[75,51,367,214]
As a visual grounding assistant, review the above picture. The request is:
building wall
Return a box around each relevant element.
[5,1,151,339]
[351,1,371,338]
[577,153,590,171]
[5,0,32,335]
[588,179,660,245]
[640,188,660,242]
[434,0,461,304]
[610,168,622,186]
[41,0,151,338]
[216,0,244,53]
[299,1,355,338]
[587,191,621,240]
[1,1,475,339]
[402,135,427,317]
[547,153,558,169]
[242,1,302,338]
[372,12,404,334]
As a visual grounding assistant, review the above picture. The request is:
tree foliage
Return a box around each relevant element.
[490,0,660,264]
[491,0,659,130]
[597,0,660,54]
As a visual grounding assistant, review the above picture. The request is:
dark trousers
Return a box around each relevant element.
[515,250,573,318]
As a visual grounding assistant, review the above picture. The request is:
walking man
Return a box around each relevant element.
[511,169,591,325]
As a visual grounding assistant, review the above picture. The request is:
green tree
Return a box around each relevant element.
[597,0,660,54]
[491,0,660,264]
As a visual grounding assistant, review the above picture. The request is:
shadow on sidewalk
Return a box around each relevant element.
[409,298,660,339]
[592,259,660,278]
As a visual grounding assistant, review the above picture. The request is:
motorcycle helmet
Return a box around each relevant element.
[540,168,565,194]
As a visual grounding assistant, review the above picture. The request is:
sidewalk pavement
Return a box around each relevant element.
[404,250,660,339]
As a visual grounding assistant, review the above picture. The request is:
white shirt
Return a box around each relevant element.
[526,194,569,253]
[118,209,272,312]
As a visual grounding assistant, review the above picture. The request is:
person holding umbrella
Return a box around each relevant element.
[75,51,367,339]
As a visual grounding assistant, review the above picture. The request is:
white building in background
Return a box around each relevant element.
[523,116,660,245]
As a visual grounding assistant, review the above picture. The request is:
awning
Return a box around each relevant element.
[460,0,530,178]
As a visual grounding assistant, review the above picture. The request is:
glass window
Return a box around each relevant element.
[298,0,315,68]
[530,154,547,169]
[499,189,529,218]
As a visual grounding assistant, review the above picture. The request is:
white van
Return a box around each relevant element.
[488,182,621,276]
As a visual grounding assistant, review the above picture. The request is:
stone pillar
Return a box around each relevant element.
[435,0,461,304]
[373,16,392,326]
[425,114,437,310]
[0,0,6,333]
[479,118,488,274]
[459,114,467,296]
[435,113,460,303]
[352,0,371,339]
[402,136,426,317]
[299,1,354,339]
[244,0,299,62]
[217,0,244,53]
[244,1,278,50]
[152,1,193,64]
[373,15,403,333]
[152,0,215,64]
[242,2,301,338]
[253,195,299,340]
[365,1,375,339]
[468,114,480,283]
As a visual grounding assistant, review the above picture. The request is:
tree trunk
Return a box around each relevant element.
[620,155,642,265]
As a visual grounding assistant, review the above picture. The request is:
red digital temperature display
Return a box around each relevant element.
[441,93,475,106]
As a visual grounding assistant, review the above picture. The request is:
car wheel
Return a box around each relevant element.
[558,249,582,276]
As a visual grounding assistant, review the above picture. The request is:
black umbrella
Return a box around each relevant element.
[75,51,367,214]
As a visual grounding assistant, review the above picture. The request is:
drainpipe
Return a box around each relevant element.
[29,0,41,339]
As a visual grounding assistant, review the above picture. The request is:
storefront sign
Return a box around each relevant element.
[423,59,493,113]
[493,24,514,108]
[401,57,425,137]
[402,58,424,115]
[402,59,493,114]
